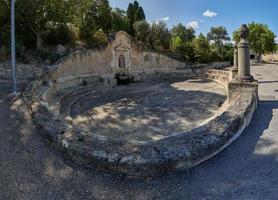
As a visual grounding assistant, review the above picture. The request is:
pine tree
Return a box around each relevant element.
[127,1,145,36]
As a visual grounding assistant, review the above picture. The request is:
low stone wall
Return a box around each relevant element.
[0,63,42,80]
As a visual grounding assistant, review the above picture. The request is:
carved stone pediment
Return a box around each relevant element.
[114,43,130,51]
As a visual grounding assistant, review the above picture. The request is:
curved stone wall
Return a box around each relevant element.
[23,65,258,177]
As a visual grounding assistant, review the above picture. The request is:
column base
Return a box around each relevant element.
[236,75,254,82]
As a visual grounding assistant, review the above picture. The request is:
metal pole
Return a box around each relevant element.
[11,0,17,94]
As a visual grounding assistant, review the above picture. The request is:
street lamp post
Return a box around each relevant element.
[11,0,17,94]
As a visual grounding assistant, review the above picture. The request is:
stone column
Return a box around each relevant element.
[233,43,238,68]
[238,24,253,81]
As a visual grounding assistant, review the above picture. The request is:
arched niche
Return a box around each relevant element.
[112,43,130,73]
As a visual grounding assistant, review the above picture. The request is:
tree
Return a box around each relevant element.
[170,23,195,51]
[148,22,170,50]
[133,20,150,44]
[111,8,129,32]
[222,43,233,62]
[127,1,145,36]
[193,33,211,63]
[15,0,57,50]
[15,0,81,50]
[233,22,276,60]
[97,0,112,34]
[207,26,230,54]
[82,0,112,38]
[159,27,171,50]
[133,21,170,50]
[171,23,195,42]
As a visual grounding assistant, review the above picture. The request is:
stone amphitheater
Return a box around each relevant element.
[24,29,258,177]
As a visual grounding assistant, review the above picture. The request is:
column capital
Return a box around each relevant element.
[239,24,249,42]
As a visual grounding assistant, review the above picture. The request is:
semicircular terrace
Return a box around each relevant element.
[24,31,258,177]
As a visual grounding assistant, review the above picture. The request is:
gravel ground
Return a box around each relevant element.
[0,64,278,200]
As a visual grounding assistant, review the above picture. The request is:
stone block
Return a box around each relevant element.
[228,80,258,103]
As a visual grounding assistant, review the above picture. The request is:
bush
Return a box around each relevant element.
[45,24,77,46]
[82,30,108,48]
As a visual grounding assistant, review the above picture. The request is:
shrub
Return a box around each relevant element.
[45,24,77,46]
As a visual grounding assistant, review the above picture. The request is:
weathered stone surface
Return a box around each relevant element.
[25,68,258,177]
[228,80,258,102]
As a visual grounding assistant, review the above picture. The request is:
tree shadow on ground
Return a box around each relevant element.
[69,80,226,141]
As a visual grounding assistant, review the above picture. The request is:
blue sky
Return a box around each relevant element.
[110,0,278,40]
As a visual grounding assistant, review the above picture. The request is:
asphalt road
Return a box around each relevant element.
[0,64,277,200]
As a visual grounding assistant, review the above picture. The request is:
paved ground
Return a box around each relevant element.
[0,64,278,200]
[70,79,226,141]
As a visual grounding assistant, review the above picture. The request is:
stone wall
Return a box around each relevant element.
[49,31,231,89]
[50,32,183,83]
[0,63,42,80]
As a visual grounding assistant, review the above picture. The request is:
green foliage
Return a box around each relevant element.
[171,23,195,43]
[15,0,71,50]
[207,26,230,54]
[193,33,212,63]
[92,30,108,47]
[232,31,240,43]
[249,22,276,55]
[2,0,265,65]
[133,21,170,50]
[170,23,195,58]
[170,36,183,51]
[45,24,77,46]
[127,1,145,35]
[182,42,196,63]
[111,8,129,32]
[81,0,112,40]
[169,23,196,62]
[222,44,234,62]
[133,21,150,44]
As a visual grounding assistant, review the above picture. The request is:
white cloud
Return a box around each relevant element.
[203,10,218,18]
[186,21,199,29]
[199,19,206,23]
[275,37,278,44]
[156,16,170,23]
